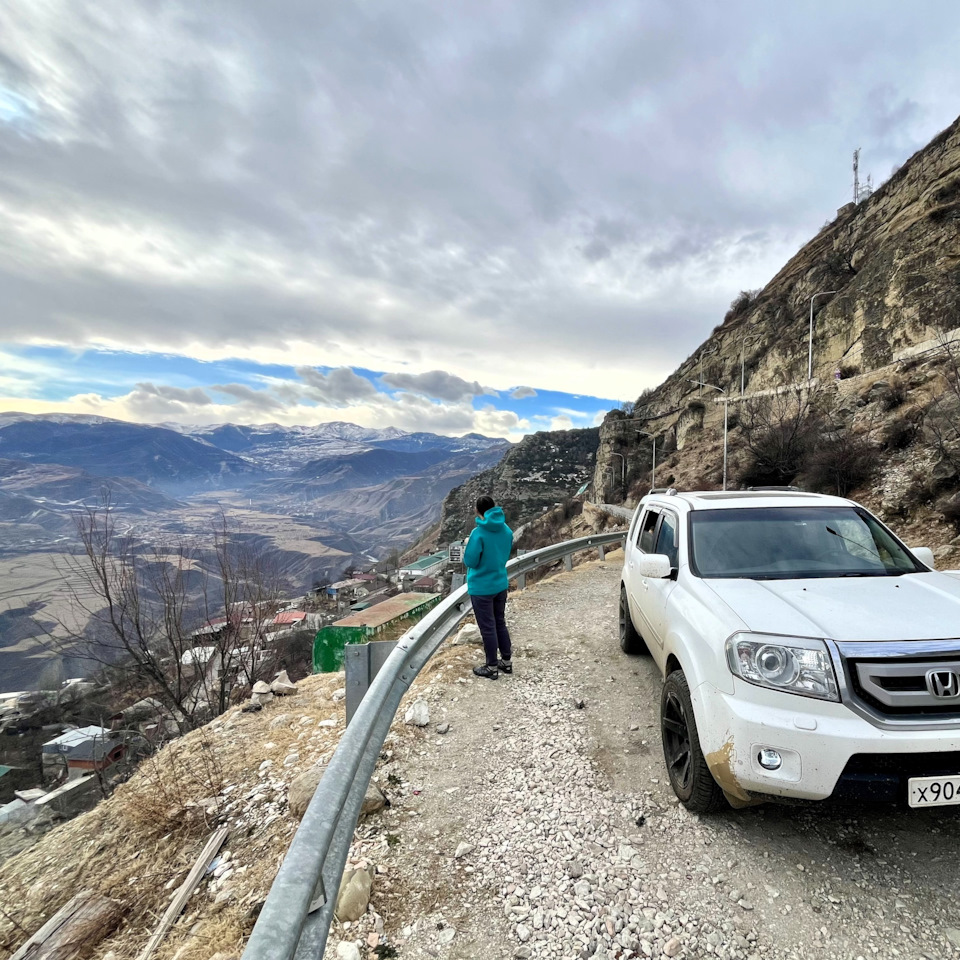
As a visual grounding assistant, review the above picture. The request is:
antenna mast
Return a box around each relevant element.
[853,148,860,204]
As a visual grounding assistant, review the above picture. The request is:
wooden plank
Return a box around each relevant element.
[135,826,229,960]
[11,889,125,960]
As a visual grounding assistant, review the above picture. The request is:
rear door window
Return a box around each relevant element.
[637,509,660,553]
[654,511,679,568]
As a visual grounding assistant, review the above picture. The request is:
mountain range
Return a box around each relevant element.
[0,413,511,690]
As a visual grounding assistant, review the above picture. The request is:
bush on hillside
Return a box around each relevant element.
[802,431,877,497]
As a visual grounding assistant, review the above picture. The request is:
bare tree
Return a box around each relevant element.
[737,385,824,487]
[49,502,282,734]
[921,325,960,480]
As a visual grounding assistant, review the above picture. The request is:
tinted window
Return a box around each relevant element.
[637,510,659,553]
[655,512,679,568]
[689,506,924,580]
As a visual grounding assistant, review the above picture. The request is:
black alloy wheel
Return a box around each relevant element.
[662,686,693,792]
[660,670,725,813]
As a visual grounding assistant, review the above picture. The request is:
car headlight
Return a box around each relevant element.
[725,633,839,701]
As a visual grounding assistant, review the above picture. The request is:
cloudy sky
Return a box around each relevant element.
[1,2,958,438]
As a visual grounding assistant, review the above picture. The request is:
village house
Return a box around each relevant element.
[398,551,448,580]
[41,726,125,782]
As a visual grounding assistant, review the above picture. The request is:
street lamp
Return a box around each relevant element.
[636,431,657,489]
[808,290,838,381]
[687,379,729,491]
[739,333,763,396]
[697,343,722,398]
[610,452,626,485]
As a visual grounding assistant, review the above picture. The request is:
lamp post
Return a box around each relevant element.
[808,290,838,381]
[739,333,763,396]
[610,452,626,486]
[698,343,721,398]
[687,379,729,490]
[636,431,657,489]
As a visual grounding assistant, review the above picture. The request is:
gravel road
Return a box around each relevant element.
[340,555,960,960]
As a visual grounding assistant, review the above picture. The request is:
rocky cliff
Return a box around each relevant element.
[590,113,960,553]
[439,428,599,543]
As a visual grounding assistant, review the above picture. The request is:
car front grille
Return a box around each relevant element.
[849,657,960,718]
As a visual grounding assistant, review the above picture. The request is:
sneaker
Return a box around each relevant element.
[498,658,513,674]
[473,663,499,680]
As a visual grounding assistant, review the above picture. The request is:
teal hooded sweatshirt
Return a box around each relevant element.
[463,506,513,595]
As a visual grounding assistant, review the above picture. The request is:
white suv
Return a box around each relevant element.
[620,489,960,812]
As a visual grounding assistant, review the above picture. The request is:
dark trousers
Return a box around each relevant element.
[471,590,512,666]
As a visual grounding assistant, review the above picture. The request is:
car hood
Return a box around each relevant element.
[703,573,960,641]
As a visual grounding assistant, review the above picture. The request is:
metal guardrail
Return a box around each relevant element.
[241,529,627,960]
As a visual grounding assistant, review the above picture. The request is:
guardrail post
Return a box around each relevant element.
[564,554,573,572]
[598,544,606,561]
[516,573,526,590]
[344,640,399,725]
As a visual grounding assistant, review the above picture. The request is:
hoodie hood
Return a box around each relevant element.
[476,506,507,529]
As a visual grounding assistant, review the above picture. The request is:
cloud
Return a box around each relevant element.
[295,366,378,404]
[211,382,283,412]
[0,1,958,404]
[136,382,213,405]
[510,386,537,399]
[381,369,490,402]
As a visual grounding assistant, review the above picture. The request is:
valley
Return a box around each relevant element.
[0,416,510,691]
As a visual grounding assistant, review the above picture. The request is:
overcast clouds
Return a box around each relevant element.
[1,1,958,436]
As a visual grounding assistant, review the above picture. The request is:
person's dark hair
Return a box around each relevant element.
[476,495,496,517]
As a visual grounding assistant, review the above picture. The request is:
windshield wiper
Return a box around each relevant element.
[835,570,907,577]
[826,526,883,562]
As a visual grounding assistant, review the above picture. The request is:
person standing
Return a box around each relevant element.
[463,495,513,679]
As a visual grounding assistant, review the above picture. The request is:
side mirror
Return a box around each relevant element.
[638,554,672,579]
[911,546,935,569]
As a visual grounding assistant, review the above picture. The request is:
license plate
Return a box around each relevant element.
[908,775,960,807]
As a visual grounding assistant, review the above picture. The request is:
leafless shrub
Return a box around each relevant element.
[802,430,878,497]
[879,376,908,411]
[939,493,960,531]
[115,729,227,838]
[48,501,282,734]
[736,386,824,487]
[883,415,919,450]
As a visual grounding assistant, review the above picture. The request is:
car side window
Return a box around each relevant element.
[654,512,679,569]
[637,509,660,553]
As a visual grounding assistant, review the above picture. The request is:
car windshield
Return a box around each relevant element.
[689,506,924,580]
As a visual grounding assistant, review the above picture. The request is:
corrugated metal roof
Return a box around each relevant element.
[333,593,436,629]
[401,552,447,571]
[42,725,114,754]
[273,610,306,625]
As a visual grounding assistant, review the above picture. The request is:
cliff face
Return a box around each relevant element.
[592,114,960,539]
[439,428,599,543]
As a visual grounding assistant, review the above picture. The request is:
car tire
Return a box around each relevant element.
[660,670,726,813]
[619,585,649,655]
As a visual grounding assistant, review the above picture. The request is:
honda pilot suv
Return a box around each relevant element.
[619,489,960,811]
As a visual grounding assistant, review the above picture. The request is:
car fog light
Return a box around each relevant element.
[758,748,782,771]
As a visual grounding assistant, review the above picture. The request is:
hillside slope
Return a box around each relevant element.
[586,114,960,553]
[440,428,599,542]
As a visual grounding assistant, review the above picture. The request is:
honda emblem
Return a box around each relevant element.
[926,669,960,699]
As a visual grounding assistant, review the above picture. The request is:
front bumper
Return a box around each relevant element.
[693,679,960,802]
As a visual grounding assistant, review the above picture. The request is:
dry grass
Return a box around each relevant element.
[0,672,349,960]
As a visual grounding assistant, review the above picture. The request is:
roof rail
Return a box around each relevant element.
[648,487,678,496]
[745,485,802,492]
